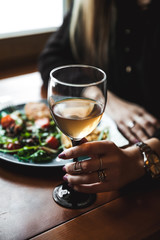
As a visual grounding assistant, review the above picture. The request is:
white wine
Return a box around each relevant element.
[50,98,103,140]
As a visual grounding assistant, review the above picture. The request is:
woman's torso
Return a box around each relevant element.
[108,0,160,118]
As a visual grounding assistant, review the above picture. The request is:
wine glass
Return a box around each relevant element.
[48,64,107,209]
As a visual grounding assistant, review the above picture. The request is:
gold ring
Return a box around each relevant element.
[97,169,107,182]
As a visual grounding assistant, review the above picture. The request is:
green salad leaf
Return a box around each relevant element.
[0,107,61,163]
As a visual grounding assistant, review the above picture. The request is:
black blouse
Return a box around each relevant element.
[38,0,160,140]
[108,0,160,119]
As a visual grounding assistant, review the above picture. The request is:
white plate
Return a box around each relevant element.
[98,113,129,147]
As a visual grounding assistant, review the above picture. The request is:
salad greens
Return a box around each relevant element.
[0,109,62,163]
[0,105,110,164]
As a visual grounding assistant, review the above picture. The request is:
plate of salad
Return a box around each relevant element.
[0,100,128,168]
[0,101,73,167]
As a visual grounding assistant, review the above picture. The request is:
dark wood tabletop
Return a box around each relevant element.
[0,73,160,240]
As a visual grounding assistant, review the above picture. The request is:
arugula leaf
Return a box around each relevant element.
[15,148,54,163]
[29,149,53,163]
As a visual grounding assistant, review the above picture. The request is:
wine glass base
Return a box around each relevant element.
[53,183,96,209]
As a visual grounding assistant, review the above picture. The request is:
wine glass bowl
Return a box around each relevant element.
[48,65,107,209]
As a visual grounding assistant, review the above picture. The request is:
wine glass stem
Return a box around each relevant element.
[71,139,81,162]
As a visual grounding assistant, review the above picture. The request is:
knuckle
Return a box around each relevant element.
[82,160,90,171]
[69,148,75,156]
[65,163,73,173]
[83,143,92,152]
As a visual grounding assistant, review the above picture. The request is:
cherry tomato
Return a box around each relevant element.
[35,118,50,128]
[46,136,59,149]
[1,115,15,128]
[7,143,21,150]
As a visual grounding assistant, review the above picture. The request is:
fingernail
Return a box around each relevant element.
[62,166,66,172]
[63,175,68,182]
[58,152,66,159]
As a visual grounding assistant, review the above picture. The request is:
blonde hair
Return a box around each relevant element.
[69,0,116,69]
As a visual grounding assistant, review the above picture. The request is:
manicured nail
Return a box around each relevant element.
[58,152,66,159]
[62,166,66,172]
[63,175,68,182]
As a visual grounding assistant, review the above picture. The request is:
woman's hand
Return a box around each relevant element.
[59,140,145,193]
[106,91,160,144]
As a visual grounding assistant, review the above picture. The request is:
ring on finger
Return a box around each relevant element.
[97,169,107,182]
[73,161,83,173]
[126,120,136,129]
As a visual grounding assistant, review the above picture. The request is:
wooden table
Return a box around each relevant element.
[0,73,160,240]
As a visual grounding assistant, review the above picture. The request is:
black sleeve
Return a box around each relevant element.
[38,9,77,88]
